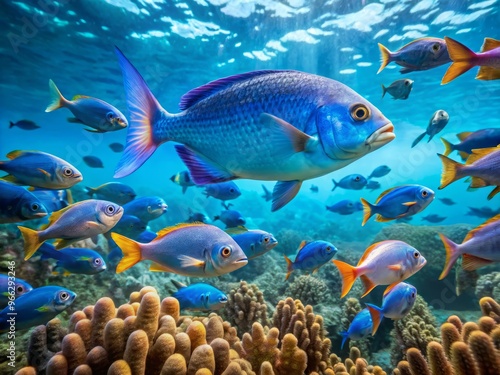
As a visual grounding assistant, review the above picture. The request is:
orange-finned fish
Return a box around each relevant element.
[332,240,426,298]
[438,146,500,200]
[439,214,500,280]
[441,37,500,84]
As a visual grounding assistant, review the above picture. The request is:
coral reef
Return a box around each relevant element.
[223,281,269,337]
[475,272,500,301]
[390,295,440,367]
[284,275,329,306]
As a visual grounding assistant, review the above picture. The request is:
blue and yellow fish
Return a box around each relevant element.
[340,308,373,350]
[171,280,227,311]
[123,196,167,224]
[0,274,33,309]
[0,181,48,223]
[226,227,278,260]
[284,240,337,280]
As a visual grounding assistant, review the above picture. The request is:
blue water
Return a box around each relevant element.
[1,0,500,232]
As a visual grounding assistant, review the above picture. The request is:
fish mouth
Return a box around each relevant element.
[268,241,278,249]
[34,212,48,218]
[236,257,248,264]
[366,123,395,149]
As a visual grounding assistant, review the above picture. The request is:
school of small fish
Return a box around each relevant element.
[2,33,500,352]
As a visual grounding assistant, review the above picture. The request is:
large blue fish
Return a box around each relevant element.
[340,308,373,350]
[284,240,337,280]
[365,282,417,335]
[0,286,76,333]
[227,227,278,260]
[0,181,48,223]
[204,181,241,201]
[360,185,434,225]
[0,150,82,189]
[37,243,107,276]
[0,274,33,309]
[441,128,500,161]
[30,188,72,213]
[113,48,395,211]
[171,280,227,311]
[123,196,167,223]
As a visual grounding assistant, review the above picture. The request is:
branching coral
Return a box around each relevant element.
[224,280,269,336]
[284,275,329,306]
[390,295,440,367]
[475,272,500,301]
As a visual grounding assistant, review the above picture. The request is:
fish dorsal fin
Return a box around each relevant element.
[357,242,382,266]
[46,201,84,226]
[375,186,400,204]
[456,132,472,141]
[179,70,286,111]
[481,38,500,52]
[156,222,206,238]
[463,214,500,242]
[225,226,248,235]
[466,146,500,165]
[297,240,308,252]
[72,95,90,100]
[6,150,24,159]
[171,279,187,289]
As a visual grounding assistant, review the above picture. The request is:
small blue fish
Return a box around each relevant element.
[421,214,446,223]
[0,181,48,223]
[136,230,158,243]
[109,143,124,152]
[340,308,373,349]
[467,206,499,219]
[261,185,272,202]
[37,243,106,275]
[0,150,82,189]
[45,80,128,133]
[365,282,417,335]
[83,156,104,168]
[214,204,246,228]
[0,286,76,333]
[171,280,227,311]
[227,227,278,260]
[326,200,363,215]
[310,185,319,193]
[170,171,195,194]
[113,49,395,212]
[366,180,381,191]
[186,209,209,224]
[105,215,146,240]
[438,198,456,206]
[123,196,168,223]
[19,199,123,260]
[367,165,391,179]
[378,38,450,74]
[204,181,241,201]
[382,79,413,100]
[0,274,33,309]
[332,174,367,191]
[30,188,72,213]
[360,185,435,225]
[9,120,40,130]
[86,182,136,205]
[284,240,337,280]
[411,110,449,148]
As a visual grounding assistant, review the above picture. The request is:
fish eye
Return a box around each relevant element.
[63,167,74,177]
[414,251,420,258]
[230,188,235,193]
[421,190,428,197]
[326,246,332,252]
[350,104,370,122]
[220,246,232,258]
[354,176,360,181]
[404,80,410,86]
[264,237,269,243]
[16,285,24,293]
[411,292,415,298]
[31,203,39,211]
[432,43,440,51]
[220,296,228,302]
[60,291,70,301]
[106,205,115,214]
[94,258,102,265]
[106,112,114,121]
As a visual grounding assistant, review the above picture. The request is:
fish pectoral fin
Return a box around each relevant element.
[271,180,303,212]
[149,262,173,272]
[37,168,52,178]
[387,264,402,271]
[36,305,51,312]
[360,275,376,298]
[476,66,500,81]
[67,117,84,123]
[178,255,205,268]
[488,186,500,200]
[260,113,313,158]
[462,254,493,271]
[402,201,417,206]
[175,145,234,185]
[383,282,401,297]
[85,221,102,230]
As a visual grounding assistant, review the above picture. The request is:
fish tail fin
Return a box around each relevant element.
[411,132,426,148]
[284,255,293,281]
[38,243,63,260]
[377,43,392,74]
[360,198,375,226]
[440,137,455,156]
[340,331,349,350]
[331,179,338,191]
[437,154,465,189]
[45,79,69,112]
[332,260,358,298]
[441,37,477,84]
[85,187,96,197]
[438,233,461,280]
[113,47,169,178]
[9,121,15,128]
[381,84,387,98]
[365,303,384,335]
[18,226,42,260]
[111,232,142,273]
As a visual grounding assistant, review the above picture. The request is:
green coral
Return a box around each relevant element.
[284,275,328,306]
